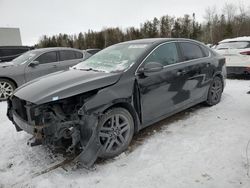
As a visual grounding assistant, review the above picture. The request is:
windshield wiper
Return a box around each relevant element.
[217,48,229,50]
[78,67,105,72]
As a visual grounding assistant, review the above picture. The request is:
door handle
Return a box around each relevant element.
[53,65,57,68]
[177,69,187,76]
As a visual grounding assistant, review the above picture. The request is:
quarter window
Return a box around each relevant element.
[75,51,83,59]
[180,42,204,61]
[144,43,179,66]
[201,46,210,57]
[35,51,57,64]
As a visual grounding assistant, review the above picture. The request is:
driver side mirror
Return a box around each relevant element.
[138,62,163,75]
[29,61,39,67]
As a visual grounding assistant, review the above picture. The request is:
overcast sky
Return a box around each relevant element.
[0,0,249,45]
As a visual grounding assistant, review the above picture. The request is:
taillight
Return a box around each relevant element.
[240,51,250,55]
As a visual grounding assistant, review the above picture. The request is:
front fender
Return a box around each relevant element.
[83,77,135,114]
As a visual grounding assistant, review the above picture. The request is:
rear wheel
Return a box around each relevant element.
[0,79,16,100]
[98,108,134,158]
[206,76,223,106]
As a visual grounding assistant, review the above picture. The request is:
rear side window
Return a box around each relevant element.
[180,42,204,61]
[35,51,57,64]
[75,51,83,59]
[59,50,77,61]
[144,42,179,66]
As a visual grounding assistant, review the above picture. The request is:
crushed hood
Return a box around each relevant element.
[14,69,122,104]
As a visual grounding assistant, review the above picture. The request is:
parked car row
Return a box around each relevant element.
[6,38,226,167]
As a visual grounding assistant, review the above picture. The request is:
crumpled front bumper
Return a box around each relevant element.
[7,97,103,168]
[12,110,40,134]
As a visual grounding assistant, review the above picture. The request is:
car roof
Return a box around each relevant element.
[30,47,82,53]
[119,38,203,45]
[219,36,250,43]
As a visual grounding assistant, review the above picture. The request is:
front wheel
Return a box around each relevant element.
[206,76,223,106]
[0,79,16,101]
[98,108,134,158]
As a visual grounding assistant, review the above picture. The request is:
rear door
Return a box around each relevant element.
[178,42,213,102]
[57,50,84,70]
[24,51,60,82]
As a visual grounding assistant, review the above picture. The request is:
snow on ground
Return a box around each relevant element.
[1,79,250,188]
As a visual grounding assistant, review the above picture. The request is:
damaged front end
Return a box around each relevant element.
[7,92,104,167]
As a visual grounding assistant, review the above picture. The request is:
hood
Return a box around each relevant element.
[14,69,122,104]
[0,61,14,68]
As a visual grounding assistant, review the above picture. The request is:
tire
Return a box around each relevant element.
[0,78,16,101]
[98,108,134,158]
[206,76,223,106]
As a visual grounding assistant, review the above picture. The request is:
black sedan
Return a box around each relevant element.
[7,38,226,167]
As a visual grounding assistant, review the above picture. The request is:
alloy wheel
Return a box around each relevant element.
[210,77,223,103]
[99,114,131,154]
[0,81,14,100]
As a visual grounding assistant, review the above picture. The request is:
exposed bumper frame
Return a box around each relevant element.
[7,100,104,168]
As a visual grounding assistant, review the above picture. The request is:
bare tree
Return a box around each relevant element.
[222,3,237,23]
[204,6,217,43]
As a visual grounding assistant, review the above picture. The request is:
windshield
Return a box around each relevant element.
[216,41,250,50]
[74,43,149,73]
[12,51,38,65]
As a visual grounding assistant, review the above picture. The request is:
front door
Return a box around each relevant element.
[24,51,60,82]
[136,42,192,124]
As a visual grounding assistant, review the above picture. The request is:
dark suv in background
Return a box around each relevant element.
[0,46,33,62]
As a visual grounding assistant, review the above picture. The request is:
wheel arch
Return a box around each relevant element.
[102,101,140,133]
[0,77,18,88]
[213,71,225,90]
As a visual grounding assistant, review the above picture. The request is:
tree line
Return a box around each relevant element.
[36,2,250,49]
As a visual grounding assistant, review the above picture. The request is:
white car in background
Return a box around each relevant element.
[215,37,250,75]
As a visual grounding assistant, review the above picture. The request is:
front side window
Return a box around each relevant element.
[180,42,204,61]
[35,51,57,64]
[12,50,38,65]
[144,42,179,66]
